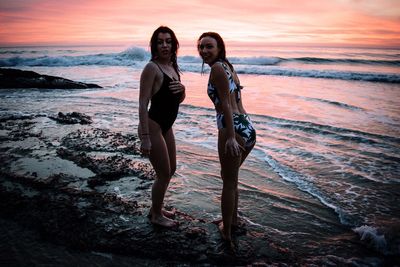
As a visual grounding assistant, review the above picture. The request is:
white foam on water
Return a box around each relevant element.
[353,225,388,254]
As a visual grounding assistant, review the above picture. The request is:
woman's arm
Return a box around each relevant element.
[138,63,156,154]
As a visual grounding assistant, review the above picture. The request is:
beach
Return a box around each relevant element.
[0,45,399,266]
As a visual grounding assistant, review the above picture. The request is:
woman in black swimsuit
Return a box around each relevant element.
[138,26,185,228]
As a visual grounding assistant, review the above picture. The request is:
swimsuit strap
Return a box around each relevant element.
[152,60,178,81]
[152,61,166,75]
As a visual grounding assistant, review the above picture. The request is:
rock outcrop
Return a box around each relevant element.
[0,68,102,89]
[0,113,293,265]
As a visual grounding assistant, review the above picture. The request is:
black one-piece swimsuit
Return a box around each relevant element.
[148,63,182,134]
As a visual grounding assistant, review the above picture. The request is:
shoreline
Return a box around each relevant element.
[0,112,296,266]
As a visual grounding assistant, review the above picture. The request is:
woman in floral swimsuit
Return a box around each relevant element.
[197,32,256,245]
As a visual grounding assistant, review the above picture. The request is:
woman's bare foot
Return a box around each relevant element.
[151,214,178,228]
[161,209,176,218]
[148,208,176,219]
[217,221,236,252]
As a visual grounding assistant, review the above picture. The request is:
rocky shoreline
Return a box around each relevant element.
[0,68,102,89]
[0,112,295,266]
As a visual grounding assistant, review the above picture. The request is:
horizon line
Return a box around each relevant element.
[1,41,399,50]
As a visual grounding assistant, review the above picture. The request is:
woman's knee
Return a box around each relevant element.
[169,158,177,177]
[156,167,172,181]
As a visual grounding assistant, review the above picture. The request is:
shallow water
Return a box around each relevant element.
[1,45,400,264]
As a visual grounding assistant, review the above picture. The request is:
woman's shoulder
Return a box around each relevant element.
[143,61,159,71]
[210,63,231,88]
[142,61,163,76]
[214,60,231,69]
[140,61,164,83]
[211,60,234,78]
[210,61,226,73]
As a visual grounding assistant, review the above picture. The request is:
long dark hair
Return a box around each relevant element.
[150,26,180,75]
[197,32,234,72]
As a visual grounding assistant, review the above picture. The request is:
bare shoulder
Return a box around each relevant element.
[210,61,225,73]
[210,62,226,80]
[141,61,162,81]
[142,61,159,74]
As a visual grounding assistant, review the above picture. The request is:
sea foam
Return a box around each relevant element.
[353,225,388,253]
[1,47,399,83]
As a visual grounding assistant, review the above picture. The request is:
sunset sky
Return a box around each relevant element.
[1,0,399,48]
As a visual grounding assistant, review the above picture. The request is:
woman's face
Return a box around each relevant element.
[198,36,219,65]
[156,32,172,60]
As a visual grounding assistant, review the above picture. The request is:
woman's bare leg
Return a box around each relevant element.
[148,120,177,227]
[160,127,177,218]
[164,127,177,177]
[218,130,242,241]
[232,142,255,226]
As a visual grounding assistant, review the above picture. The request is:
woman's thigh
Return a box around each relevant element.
[163,127,177,175]
[148,119,171,179]
[218,129,243,183]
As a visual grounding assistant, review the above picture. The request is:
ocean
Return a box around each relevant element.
[1,44,399,265]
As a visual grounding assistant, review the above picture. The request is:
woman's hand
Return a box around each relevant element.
[225,137,244,157]
[140,136,151,157]
[169,80,185,95]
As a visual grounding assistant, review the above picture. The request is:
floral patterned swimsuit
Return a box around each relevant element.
[207,60,256,148]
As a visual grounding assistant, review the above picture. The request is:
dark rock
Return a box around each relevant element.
[0,115,297,266]
[49,112,93,125]
[0,68,102,89]
[59,128,140,155]
[185,227,207,239]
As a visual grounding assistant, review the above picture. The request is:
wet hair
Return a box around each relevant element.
[197,32,234,72]
[150,26,180,75]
